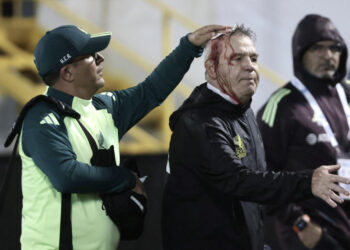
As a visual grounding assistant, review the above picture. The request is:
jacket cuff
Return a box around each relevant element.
[301,169,314,198]
[279,170,313,226]
[180,34,204,58]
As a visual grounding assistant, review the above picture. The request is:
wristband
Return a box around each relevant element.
[292,214,310,233]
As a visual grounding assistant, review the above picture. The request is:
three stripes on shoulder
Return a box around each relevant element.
[40,113,59,125]
[261,88,291,128]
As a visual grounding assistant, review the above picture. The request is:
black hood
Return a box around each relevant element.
[169,83,250,131]
[292,14,348,85]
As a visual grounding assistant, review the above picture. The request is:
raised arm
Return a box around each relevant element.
[96,25,231,138]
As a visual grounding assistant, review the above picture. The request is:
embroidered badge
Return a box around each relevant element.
[306,133,317,145]
[233,135,246,158]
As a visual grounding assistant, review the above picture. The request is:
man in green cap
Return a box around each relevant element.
[17,24,228,250]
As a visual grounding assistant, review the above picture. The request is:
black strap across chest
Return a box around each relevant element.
[3,95,80,250]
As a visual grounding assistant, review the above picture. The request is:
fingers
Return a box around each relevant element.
[324,164,340,173]
[331,174,350,185]
[199,24,231,36]
[317,186,341,207]
[321,193,337,208]
[188,24,233,46]
[321,190,343,208]
[201,24,230,34]
[329,190,344,204]
[329,183,350,196]
[312,165,350,207]
[317,165,350,185]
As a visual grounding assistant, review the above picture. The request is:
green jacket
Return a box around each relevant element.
[19,35,201,250]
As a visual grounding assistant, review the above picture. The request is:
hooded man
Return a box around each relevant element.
[162,24,350,250]
[257,14,350,250]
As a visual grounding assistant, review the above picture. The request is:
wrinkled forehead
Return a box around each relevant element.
[204,33,257,63]
[313,40,338,45]
[304,39,342,56]
[226,34,256,54]
[208,34,256,54]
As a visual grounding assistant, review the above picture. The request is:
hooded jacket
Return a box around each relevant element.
[162,83,313,250]
[292,14,348,85]
[257,14,350,249]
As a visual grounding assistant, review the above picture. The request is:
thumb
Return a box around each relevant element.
[326,164,340,173]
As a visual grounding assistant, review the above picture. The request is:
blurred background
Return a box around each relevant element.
[0,0,349,249]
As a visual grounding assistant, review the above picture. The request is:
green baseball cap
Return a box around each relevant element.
[34,25,111,77]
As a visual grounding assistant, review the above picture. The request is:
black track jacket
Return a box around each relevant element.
[162,83,313,250]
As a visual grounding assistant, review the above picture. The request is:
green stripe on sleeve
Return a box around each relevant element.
[261,88,288,123]
[262,88,291,127]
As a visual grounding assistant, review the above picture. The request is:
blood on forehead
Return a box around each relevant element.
[224,37,236,65]
[207,36,224,69]
[206,35,236,69]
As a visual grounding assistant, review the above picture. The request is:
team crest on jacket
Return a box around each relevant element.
[233,135,246,158]
[306,133,317,145]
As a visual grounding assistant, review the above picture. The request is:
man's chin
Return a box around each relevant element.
[240,91,255,105]
[314,70,336,79]
[97,79,105,89]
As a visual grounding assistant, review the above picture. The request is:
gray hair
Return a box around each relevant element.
[204,24,256,81]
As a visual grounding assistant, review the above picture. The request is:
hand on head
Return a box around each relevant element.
[188,25,232,47]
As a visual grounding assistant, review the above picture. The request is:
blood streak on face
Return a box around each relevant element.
[207,36,224,70]
[206,35,241,104]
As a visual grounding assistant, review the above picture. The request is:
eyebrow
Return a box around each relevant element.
[234,52,259,57]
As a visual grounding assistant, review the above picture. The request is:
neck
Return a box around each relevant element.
[207,80,241,104]
[52,82,93,100]
[207,81,240,104]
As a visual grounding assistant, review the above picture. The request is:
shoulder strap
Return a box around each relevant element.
[76,119,98,154]
[2,95,79,250]
[57,111,101,250]
[59,193,72,250]
[4,95,80,148]
[0,133,22,250]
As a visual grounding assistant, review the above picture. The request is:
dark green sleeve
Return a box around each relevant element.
[21,107,136,194]
[94,35,202,138]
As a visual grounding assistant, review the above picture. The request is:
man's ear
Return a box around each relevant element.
[205,59,217,79]
[60,65,74,82]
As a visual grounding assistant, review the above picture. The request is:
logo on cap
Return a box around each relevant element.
[60,53,72,64]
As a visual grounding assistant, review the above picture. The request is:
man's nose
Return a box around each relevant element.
[319,46,339,59]
[320,48,334,58]
[95,53,104,65]
[242,57,254,71]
